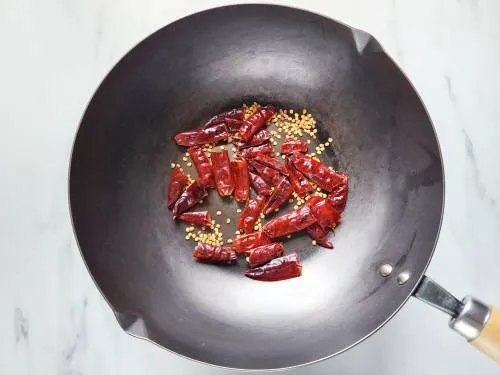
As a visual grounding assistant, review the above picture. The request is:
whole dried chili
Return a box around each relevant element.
[177,211,213,229]
[238,194,266,233]
[202,107,244,129]
[305,223,333,249]
[246,242,284,268]
[248,159,282,186]
[252,153,289,176]
[262,176,293,215]
[210,150,234,197]
[231,158,250,202]
[327,172,348,213]
[285,158,313,197]
[306,194,323,206]
[232,231,272,254]
[188,146,214,188]
[280,138,308,154]
[249,172,272,197]
[239,142,274,159]
[172,179,208,218]
[307,197,341,232]
[235,129,271,149]
[193,243,237,265]
[167,166,189,208]
[175,121,230,147]
[239,105,275,141]
[290,153,345,192]
[244,253,302,281]
[262,204,316,238]
[224,117,244,133]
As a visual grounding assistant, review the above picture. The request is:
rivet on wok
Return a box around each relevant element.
[397,271,411,285]
[378,264,393,277]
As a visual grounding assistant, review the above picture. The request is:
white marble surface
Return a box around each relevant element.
[1,0,500,374]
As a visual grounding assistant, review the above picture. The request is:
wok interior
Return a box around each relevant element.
[70,5,444,369]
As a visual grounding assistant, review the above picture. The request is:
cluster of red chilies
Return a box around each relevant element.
[167,105,348,281]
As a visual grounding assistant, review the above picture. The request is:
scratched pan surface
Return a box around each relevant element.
[69,4,443,370]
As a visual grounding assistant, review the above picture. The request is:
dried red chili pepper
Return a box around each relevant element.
[262,177,293,215]
[232,231,272,254]
[210,150,234,197]
[167,166,189,208]
[307,198,341,232]
[327,172,348,213]
[285,158,313,197]
[177,211,213,229]
[238,194,266,233]
[252,153,289,176]
[248,160,282,186]
[244,253,302,281]
[280,138,308,154]
[249,171,273,196]
[262,204,316,238]
[239,142,274,159]
[224,117,244,133]
[305,223,333,249]
[172,179,208,218]
[235,129,271,149]
[231,158,250,202]
[175,122,229,147]
[188,146,214,187]
[238,105,275,141]
[306,194,323,206]
[246,242,284,268]
[290,153,345,192]
[202,107,244,129]
[193,243,237,265]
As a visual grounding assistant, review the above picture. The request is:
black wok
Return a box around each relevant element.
[69,4,500,370]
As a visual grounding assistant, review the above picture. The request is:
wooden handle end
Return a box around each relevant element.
[472,307,500,364]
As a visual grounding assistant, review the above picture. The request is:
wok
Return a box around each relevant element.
[69,4,500,369]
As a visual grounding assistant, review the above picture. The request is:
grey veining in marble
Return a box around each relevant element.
[0,0,499,374]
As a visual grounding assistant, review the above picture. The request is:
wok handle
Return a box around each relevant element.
[465,304,500,363]
[414,277,500,363]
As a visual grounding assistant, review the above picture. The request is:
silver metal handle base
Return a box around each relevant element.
[449,296,491,341]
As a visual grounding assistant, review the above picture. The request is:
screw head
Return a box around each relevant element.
[397,271,411,285]
[379,264,393,277]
